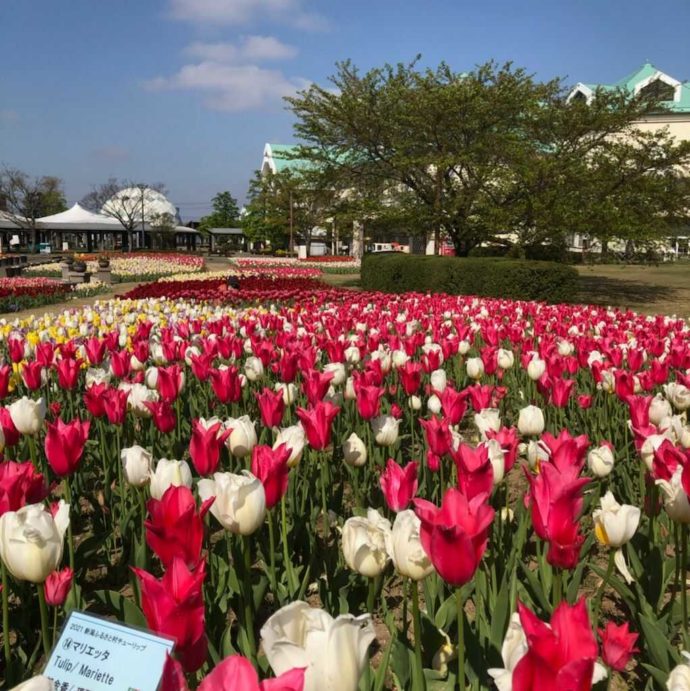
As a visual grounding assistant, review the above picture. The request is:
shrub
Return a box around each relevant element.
[360,252,578,303]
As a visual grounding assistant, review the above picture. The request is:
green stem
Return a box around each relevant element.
[2,561,11,681]
[52,606,58,647]
[243,536,257,662]
[37,583,51,659]
[320,457,330,541]
[411,581,425,691]
[367,575,381,615]
[456,588,465,691]
[268,509,277,595]
[683,525,689,644]
[63,479,75,571]
[280,497,296,593]
[401,578,409,640]
[553,568,562,610]
[593,551,615,624]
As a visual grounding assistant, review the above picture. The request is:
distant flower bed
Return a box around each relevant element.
[26,253,204,282]
[234,256,360,274]
[0,277,70,313]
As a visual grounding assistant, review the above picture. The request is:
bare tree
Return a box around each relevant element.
[81,178,168,251]
[0,167,66,251]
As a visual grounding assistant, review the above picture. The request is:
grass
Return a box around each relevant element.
[324,262,690,317]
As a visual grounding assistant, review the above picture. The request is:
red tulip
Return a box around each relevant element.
[209,366,242,404]
[103,386,129,424]
[189,352,213,382]
[21,361,44,391]
[56,357,81,390]
[577,394,593,409]
[8,337,25,363]
[0,408,20,447]
[145,400,177,434]
[34,342,55,368]
[541,430,589,472]
[419,416,453,457]
[380,459,418,511]
[302,369,334,407]
[83,383,108,417]
[133,557,208,673]
[0,460,49,516]
[653,439,688,481]
[159,654,189,691]
[157,365,184,403]
[145,486,214,568]
[626,395,652,429]
[465,384,494,412]
[513,598,597,690]
[390,402,403,419]
[44,417,90,477]
[451,443,494,500]
[256,387,285,428]
[413,488,494,586]
[109,349,131,378]
[0,364,11,400]
[426,449,441,473]
[45,567,74,606]
[84,337,107,365]
[440,386,468,425]
[599,621,639,672]
[296,401,340,450]
[189,419,231,476]
[614,370,635,401]
[398,360,422,395]
[550,379,575,408]
[355,383,384,420]
[485,426,519,473]
[198,655,305,691]
[251,443,291,509]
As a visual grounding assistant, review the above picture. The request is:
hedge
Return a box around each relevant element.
[360,253,579,303]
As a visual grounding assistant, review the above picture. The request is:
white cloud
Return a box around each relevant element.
[145,61,309,112]
[169,0,328,30]
[185,35,297,63]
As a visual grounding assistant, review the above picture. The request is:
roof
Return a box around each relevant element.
[209,227,244,236]
[37,203,122,228]
[570,62,690,113]
[262,143,313,175]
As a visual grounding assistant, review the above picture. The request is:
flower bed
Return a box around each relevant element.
[2,291,690,688]
[0,277,70,312]
[25,253,205,282]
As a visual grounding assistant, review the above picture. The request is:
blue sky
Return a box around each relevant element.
[1,0,689,219]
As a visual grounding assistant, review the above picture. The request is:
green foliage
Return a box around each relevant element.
[287,59,690,255]
[198,191,241,234]
[360,252,578,303]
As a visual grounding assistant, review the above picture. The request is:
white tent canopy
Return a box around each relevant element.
[37,203,123,230]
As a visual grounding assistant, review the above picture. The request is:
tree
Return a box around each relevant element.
[286,59,690,256]
[0,168,67,251]
[81,178,168,251]
[198,191,240,234]
[149,212,177,250]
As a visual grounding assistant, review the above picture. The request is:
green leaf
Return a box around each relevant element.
[638,613,674,672]
[92,589,147,628]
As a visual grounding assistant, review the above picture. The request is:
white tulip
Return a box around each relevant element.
[474,408,501,440]
[123,383,158,418]
[526,440,550,470]
[408,395,422,411]
[274,382,297,406]
[344,377,356,401]
[657,467,690,524]
[430,369,447,393]
[650,394,673,425]
[466,357,484,380]
[497,349,514,370]
[427,394,442,415]
[121,445,153,487]
[517,405,545,436]
[324,362,346,386]
[458,340,471,355]
[344,345,361,365]
[149,458,193,500]
[488,613,528,691]
[198,471,266,535]
[244,356,264,382]
[0,501,69,583]
[526,357,546,381]
[144,366,159,389]
[130,355,146,372]
[665,383,690,411]
[85,368,111,388]
[640,433,668,471]
[587,443,615,478]
[385,510,434,581]
[371,415,400,447]
[224,415,257,457]
[343,433,367,467]
[392,349,409,368]
[557,340,574,356]
[593,492,640,548]
[482,439,506,485]
[274,424,306,467]
[9,676,55,691]
[667,652,690,691]
[261,601,375,691]
[342,508,391,577]
[9,397,46,436]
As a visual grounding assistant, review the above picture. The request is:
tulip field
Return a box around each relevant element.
[4,277,690,690]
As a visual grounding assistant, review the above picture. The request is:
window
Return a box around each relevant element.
[571,91,588,104]
[639,79,675,103]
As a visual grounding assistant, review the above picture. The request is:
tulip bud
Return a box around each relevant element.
[344,345,361,364]
[273,424,306,467]
[657,467,690,524]
[343,433,367,467]
[244,356,264,382]
[408,395,422,411]
[385,509,434,581]
[474,408,501,440]
[324,362,346,386]
[121,445,153,487]
[149,458,193,500]
[344,377,356,401]
[664,382,690,411]
[44,567,74,607]
[198,471,266,535]
[458,340,471,355]
[587,443,614,478]
[274,382,297,406]
[224,415,258,457]
[517,405,545,436]
[342,508,391,577]
[430,369,447,393]
[497,349,514,370]
[427,394,442,415]
[527,358,546,381]
[372,415,400,447]
[466,357,484,380]
[9,397,46,436]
